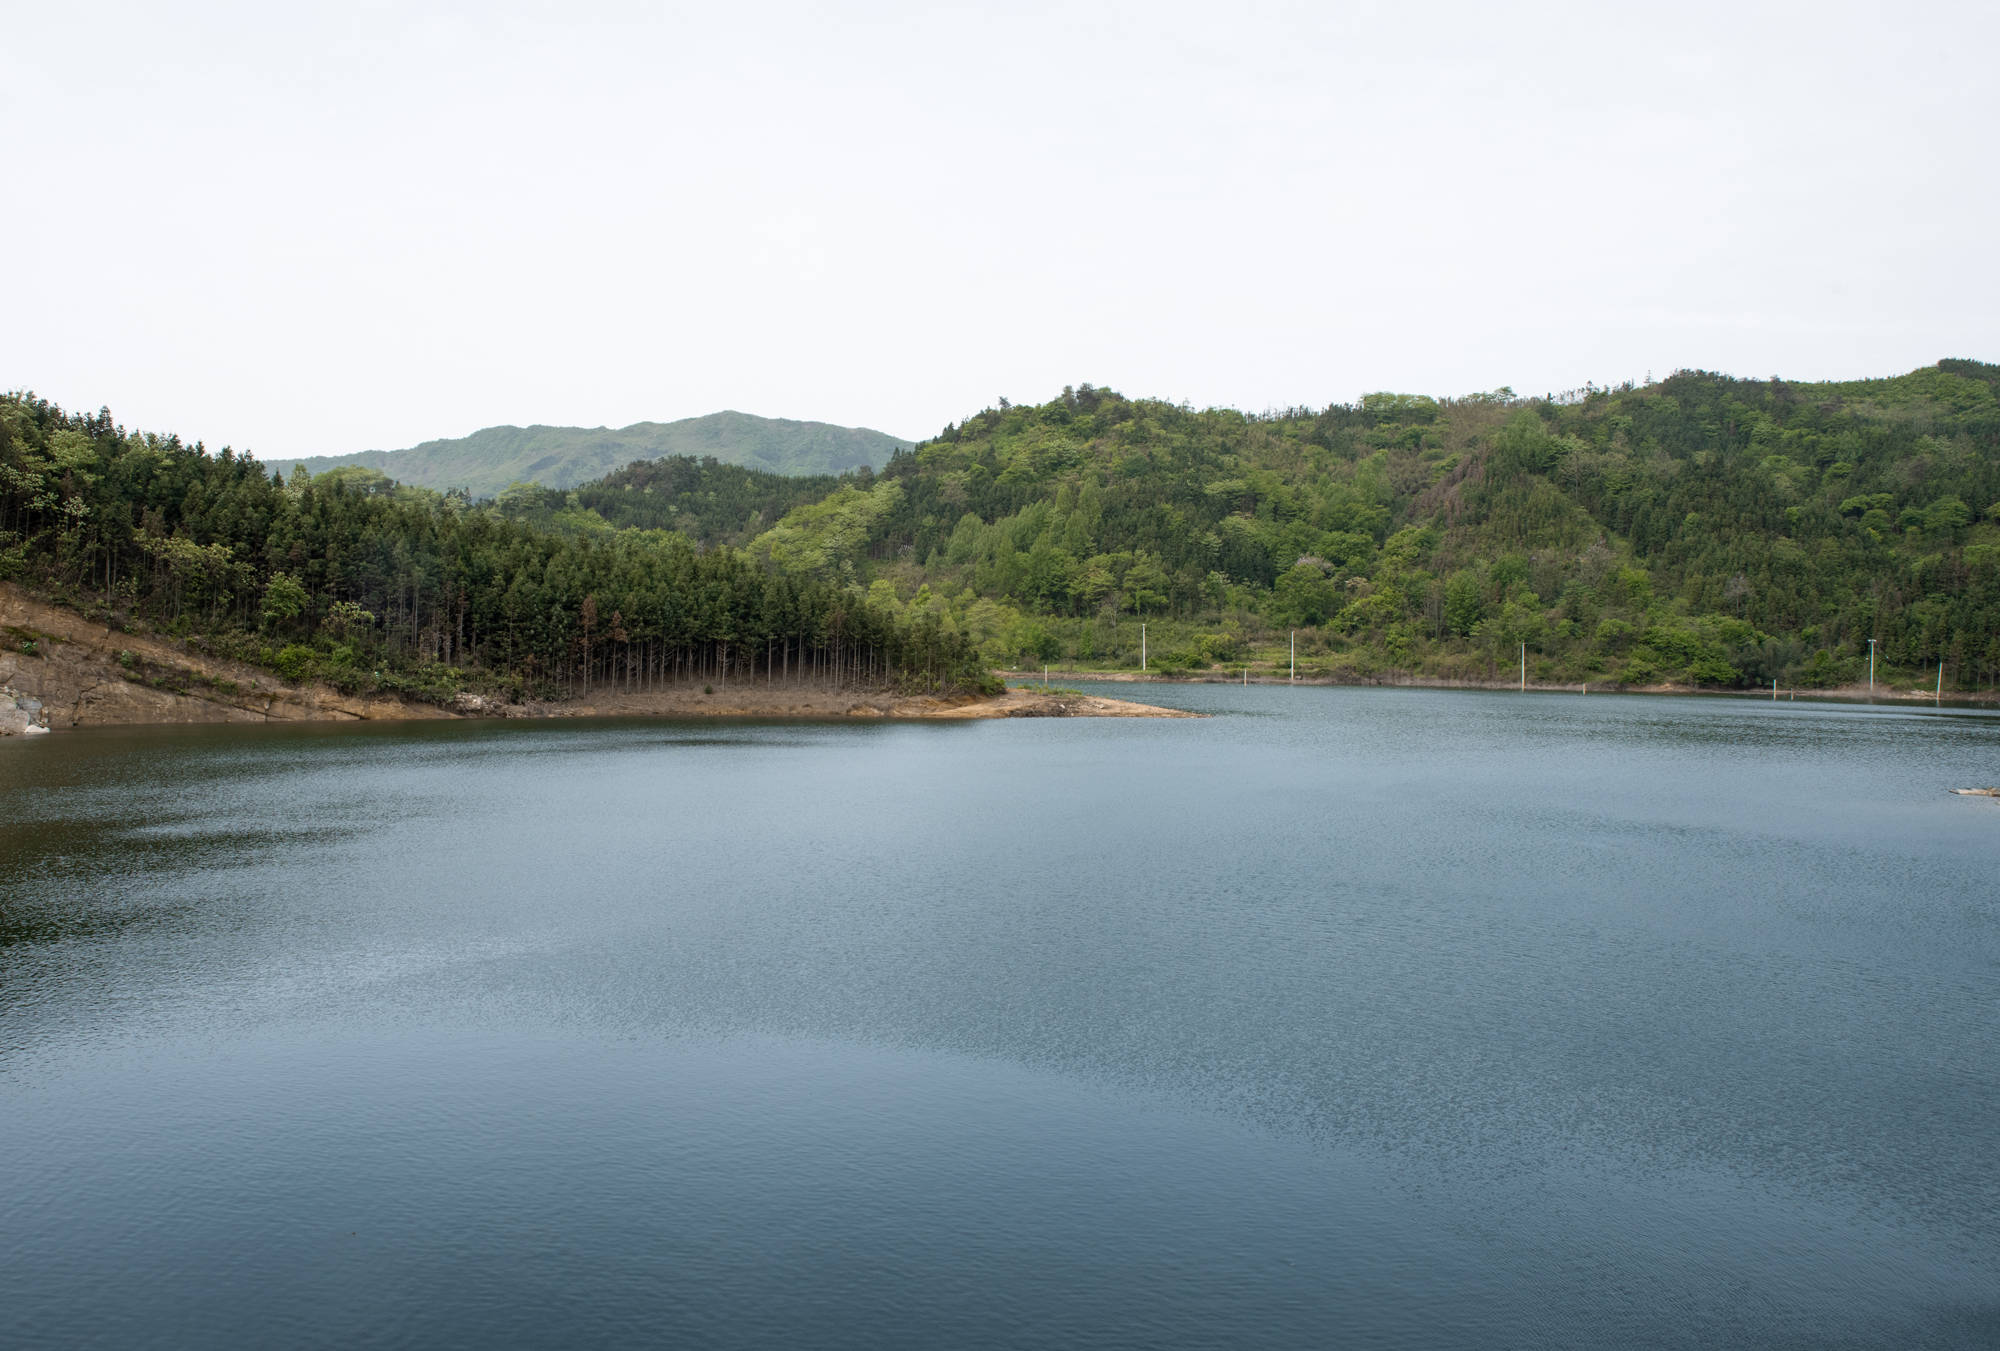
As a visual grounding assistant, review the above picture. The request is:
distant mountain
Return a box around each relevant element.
[267,412,911,499]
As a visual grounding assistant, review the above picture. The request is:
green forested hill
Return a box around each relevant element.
[489,455,855,548]
[0,398,986,701]
[739,362,2000,691]
[269,411,911,499]
[10,359,1997,701]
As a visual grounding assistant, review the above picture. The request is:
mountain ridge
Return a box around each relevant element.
[266,410,912,498]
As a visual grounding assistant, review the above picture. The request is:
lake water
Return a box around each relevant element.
[3,685,1997,1349]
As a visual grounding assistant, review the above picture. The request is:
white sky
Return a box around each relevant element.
[6,1,1996,458]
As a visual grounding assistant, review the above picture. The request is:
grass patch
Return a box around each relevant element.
[6,624,55,655]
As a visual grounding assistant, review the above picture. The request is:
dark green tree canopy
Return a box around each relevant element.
[0,395,990,701]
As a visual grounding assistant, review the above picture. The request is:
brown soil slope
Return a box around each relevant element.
[2,584,445,732]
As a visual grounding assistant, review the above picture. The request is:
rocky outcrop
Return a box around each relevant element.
[1,685,51,735]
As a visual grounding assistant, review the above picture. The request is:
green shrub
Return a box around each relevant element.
[1685,654,1740,686]
[1622,658,1660,685]
[1196,632,1244,663]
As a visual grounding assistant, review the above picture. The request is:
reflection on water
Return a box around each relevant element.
[3,688,1998,1349]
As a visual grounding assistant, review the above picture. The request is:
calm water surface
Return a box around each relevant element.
[3,686,1997,1348]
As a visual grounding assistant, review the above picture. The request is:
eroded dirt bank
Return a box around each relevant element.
[0,586,1191,734]
[2,585,451,733]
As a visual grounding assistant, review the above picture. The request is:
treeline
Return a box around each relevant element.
[0,395,992,702]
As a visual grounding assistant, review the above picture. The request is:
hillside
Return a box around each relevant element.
[268,411,911,498]
[0,395,990,706]
[735,364,2000,692]
[9,360,1996,703]
[490,455,855,549]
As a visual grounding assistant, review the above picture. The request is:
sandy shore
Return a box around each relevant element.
[1,586,1191,733]
[502,685,1197,720]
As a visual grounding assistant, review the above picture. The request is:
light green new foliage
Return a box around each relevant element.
[751,480,903,580]
[260,572,309,631]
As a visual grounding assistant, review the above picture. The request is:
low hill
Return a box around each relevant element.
[730,363,2000,690]
[266,411,911,499]
[490,455,854,549]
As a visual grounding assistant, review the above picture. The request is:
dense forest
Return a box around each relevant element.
[9,359,1997,700]
[0,396,992,703]
[488,454,856,547]
[748,362,1994,691]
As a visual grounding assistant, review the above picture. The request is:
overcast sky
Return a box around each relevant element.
[6,1,1996,458]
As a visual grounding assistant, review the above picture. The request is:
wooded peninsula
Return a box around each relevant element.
[4,359,1997,729]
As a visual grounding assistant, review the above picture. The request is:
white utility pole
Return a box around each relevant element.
[1868,638,1877,693]
[1290,631,1296,683]
[1937,660,1944,704]
[1141,622,1147,672]
[1520,642,1526,692]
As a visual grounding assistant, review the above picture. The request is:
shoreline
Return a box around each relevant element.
[453,684,1198,722]
[0,586,1191,734]
[11,578,1983,734]
[999,669,2000,710]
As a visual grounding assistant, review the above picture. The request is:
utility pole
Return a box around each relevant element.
[1937,659,1944,705]
[1520,642,1526,692]
[1868,638,1877,694]
[1141,622,1147,672]
[1290,630,1296,683]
